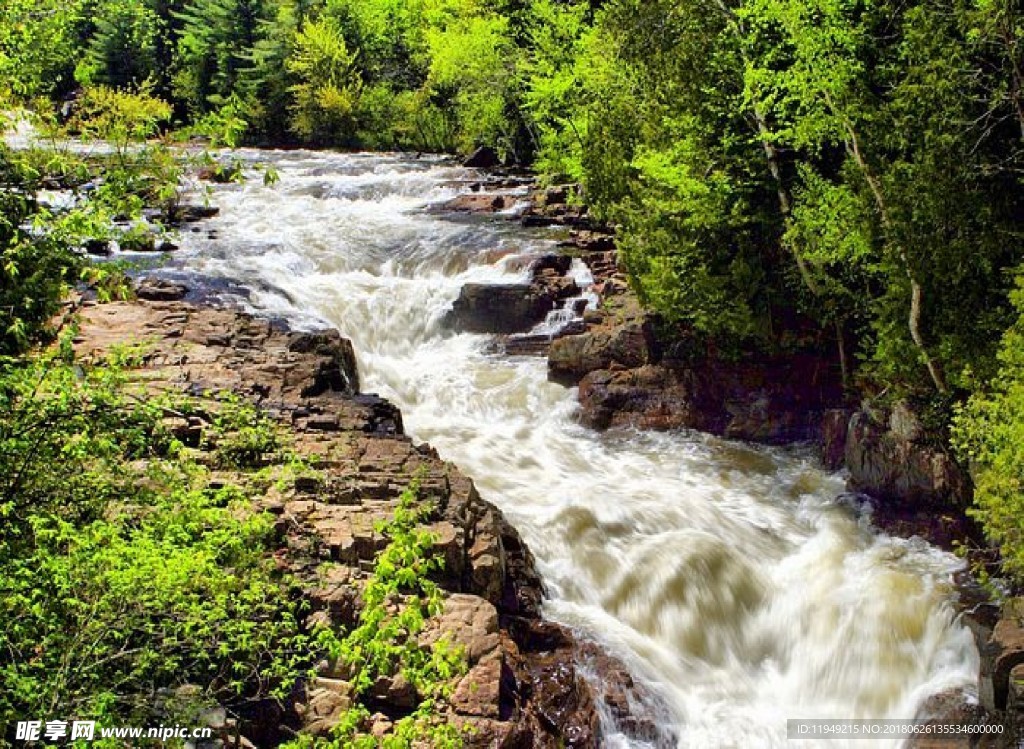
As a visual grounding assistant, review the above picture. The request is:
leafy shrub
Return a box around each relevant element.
[286,479,467,748]
[953,276,1024,583]
[0,350,311,731]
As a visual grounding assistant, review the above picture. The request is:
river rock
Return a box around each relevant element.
[520,184,593,228]
[908,689,1007,748]
[136,278,188,301]
[843,406,970,508]
[463,146,500,169]
[549,322,656,384]
[166,204,221,224]
[84,238,113,256]
[439,193,510,213]
[444,283,557,334]
[558,229,616,253]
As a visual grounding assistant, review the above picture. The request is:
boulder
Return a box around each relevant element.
[439,193,509,213]
[136,278,188,302]
[167,204,220,224]
[844,407,969,509]
[908,689,1006,748]
[463,146,500,169]
[548,322,656,384]
[287,329,360,396]
[444,284,556,335]
[84,238,112,256]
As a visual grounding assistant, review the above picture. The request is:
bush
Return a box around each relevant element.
[286,480,467,748]
[0,350,312,732]
[953,276,1024,583]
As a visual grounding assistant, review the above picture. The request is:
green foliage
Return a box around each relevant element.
[953,277,1024,583]
[202,390,283,469]
[286,17,362,143]
[286,479,467,748]
[67,85,183,216]
[188,94,251,147]
[0,350,311,729]
[0,146,83,355]
[76,0,162,89]
[0,0,85,97]
[173,0,267,116]
[423,9,519,156]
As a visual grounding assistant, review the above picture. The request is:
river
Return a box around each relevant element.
[159,149,976,748]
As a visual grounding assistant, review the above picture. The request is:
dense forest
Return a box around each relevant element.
[2,0,1024,743]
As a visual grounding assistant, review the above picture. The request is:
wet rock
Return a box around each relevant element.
[558,230,616,253]
[821,409,851,470]
[463,146,500,169]
[526,656,599,747]
[531,254,573,277]
[167,204,220,223]
[845,407,969,509]
[84,238,112,256]
[439,193,509,213]
[570,344,842,442]
[444,284,556,335]
[548,321,656,384]
[136,278,188,302]
[908,689,1007,748]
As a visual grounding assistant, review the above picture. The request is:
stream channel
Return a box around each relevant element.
[147,149,977,748]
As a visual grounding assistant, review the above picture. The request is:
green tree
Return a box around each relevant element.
[285,16,362,143]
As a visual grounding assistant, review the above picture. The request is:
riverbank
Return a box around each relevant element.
[65,290,669,747]
[80,149,985,747]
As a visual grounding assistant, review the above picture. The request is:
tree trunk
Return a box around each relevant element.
[841,118,947,393]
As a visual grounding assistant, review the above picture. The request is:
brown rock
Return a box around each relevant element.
[908,689,1006,748]
[548,321,655,384]
[439,193,508,213]
[443,284,557,335]
[136,278,189,302]
[991,611,1024,711]
[845,409,970,509]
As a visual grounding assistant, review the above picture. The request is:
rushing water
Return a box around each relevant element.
[157,149,977,748]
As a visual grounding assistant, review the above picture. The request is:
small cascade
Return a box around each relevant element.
[508,258,601,352]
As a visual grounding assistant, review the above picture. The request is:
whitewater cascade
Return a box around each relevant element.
[161,150,976,748]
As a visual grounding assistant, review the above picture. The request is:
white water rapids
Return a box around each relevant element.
[158,150,977,748]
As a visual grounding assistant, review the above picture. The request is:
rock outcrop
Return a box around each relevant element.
[70,292,659,748]
[546,288,843,443]
[819,403,976,548]
[443,283,559,335]
[444,254,580,336]
[827,404,970,508]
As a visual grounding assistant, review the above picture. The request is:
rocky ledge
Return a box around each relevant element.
[69,293,665,748]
